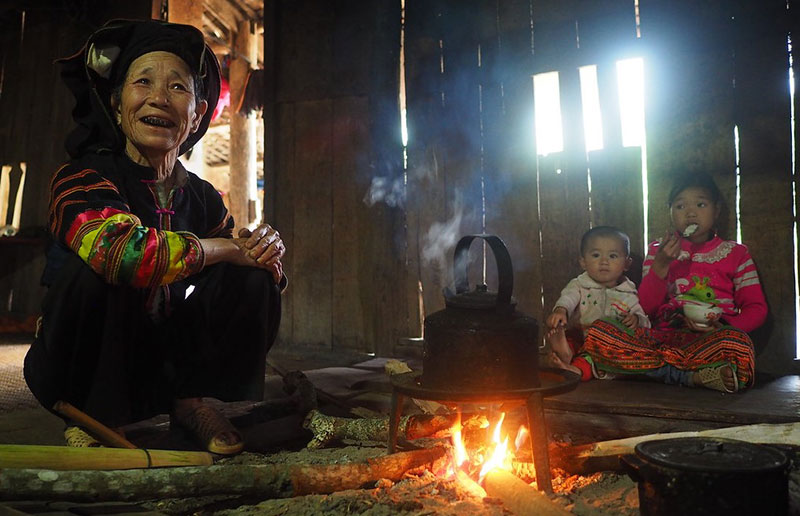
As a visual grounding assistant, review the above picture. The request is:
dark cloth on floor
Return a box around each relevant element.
[24,253,281,427]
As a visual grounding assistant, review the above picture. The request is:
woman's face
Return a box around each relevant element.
[112,51,207,163]
[670,186,720,243]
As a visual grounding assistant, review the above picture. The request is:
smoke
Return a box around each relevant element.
[363,176,405,208]
[421,194,464,276]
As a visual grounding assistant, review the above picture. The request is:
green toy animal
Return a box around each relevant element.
[678,275,718,305]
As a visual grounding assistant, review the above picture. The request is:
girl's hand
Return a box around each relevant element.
[651,231,682,279]
[621,311,639,329]
[684,314,722,333]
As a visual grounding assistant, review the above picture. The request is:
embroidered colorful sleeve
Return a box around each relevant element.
[49,164,205,287]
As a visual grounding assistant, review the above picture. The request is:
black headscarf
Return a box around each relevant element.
[58,19,221,159]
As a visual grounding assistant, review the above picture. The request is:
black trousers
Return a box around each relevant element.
[24,254,281,427]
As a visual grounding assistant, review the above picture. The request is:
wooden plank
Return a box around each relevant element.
[438,0,485,259]
[262,1,278,224]
[274,102,295,347]
[483,0,546,324]
[330,0,371,98]
[364,0,408,354]
[404,0,449,319]
[535,67,590,313]
[291,100,333,348]
[733,0,797,374]
[206,0,245,33]
[276,0,333,102]
[331,96,369,351]
[545,375,800,425]
[641,0,737,241]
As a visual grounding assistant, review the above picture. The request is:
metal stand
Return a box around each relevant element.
[388,368,579,494]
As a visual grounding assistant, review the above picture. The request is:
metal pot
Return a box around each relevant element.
[622,437,789,516]
[421,234,539,391]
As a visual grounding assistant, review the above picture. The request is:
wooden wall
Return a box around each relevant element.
[270,0,799,375]
[0,2,152,327]
[269,0,409,355]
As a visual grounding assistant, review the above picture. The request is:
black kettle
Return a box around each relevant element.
[421,235,540,391]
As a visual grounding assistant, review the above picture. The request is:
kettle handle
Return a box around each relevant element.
[453,234,513,308]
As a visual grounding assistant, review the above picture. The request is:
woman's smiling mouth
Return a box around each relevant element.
[141,116,175,128]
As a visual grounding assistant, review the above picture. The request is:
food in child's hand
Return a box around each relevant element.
[682,223,699,237]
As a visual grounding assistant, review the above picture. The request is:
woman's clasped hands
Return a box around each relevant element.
[235,223,285,283]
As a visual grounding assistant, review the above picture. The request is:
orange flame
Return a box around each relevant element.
[451,415,469,469]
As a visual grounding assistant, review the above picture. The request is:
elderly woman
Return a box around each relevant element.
[24,19,284,455]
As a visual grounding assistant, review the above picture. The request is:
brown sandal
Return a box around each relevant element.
[172,404,244,455]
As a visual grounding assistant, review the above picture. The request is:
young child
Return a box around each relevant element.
[580,172,767,392]
[546,226,650,380]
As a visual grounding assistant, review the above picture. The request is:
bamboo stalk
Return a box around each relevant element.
[53,401,137,449]
[0,447,446,502]
[483,469,570,516]
[0,444,213,470]
[10,161,25,228]
[0,164,10,224]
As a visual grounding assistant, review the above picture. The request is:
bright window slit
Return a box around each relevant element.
[617,58,645,147]
[579,65,604,152]
[533,71,564,156]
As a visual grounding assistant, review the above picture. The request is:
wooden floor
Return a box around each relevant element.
[543,373,800,444]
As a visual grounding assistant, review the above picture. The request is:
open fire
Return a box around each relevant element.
[445,410,535,497]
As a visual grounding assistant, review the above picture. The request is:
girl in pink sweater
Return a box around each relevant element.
[580,172,767,392]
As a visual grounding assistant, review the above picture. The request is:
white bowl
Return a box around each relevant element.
[683,302,722,327]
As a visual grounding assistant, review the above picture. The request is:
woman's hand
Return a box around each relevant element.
[651,231,681,279]
[621,311,639,329]
[234,224,285,283]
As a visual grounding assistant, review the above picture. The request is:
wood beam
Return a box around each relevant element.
[206,0,245,30]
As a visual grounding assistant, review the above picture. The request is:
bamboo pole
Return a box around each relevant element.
[483,469,571,516]
[53,401,137,449]
[0,164,10,224]
[0,447,446,502]
[0,444,213,470]
[10,161,25,229]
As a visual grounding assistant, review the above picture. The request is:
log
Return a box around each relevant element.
[549,422,800,474]
[0,447,446,502]
[483,469,571,516]
[0,445,213,470]
[303,409,467,449]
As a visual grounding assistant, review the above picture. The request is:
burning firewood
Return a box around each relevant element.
[303,409,484,449]
[0,447,446,502]
[483,468,571,516]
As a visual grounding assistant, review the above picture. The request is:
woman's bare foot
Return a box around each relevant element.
[545,351,582,376]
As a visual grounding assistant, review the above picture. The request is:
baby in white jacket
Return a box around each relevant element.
[546,226,650,379]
